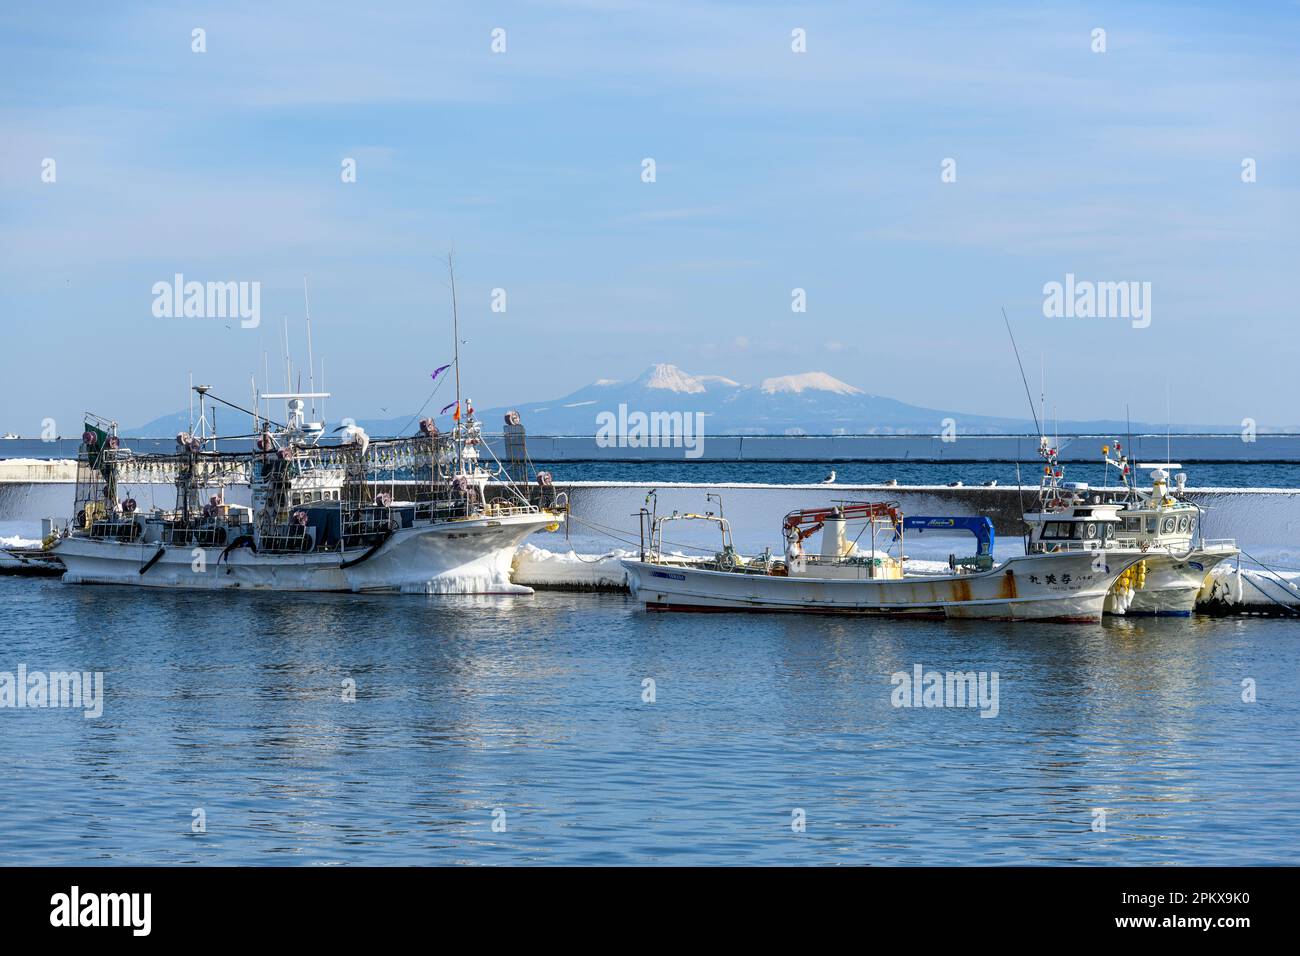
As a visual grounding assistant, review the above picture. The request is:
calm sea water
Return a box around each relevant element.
[1,576,1296,865]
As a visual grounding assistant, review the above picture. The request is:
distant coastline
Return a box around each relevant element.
[4,432,1300,465]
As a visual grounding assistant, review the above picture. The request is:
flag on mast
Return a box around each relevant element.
[430,363,451,383]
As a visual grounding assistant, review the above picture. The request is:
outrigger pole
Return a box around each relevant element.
[1001,307,1041,438]
[1003,307,1038,542]
[199,387,285,431]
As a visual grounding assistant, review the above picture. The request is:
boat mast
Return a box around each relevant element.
[303,276,317,420]
[448,250,463,474]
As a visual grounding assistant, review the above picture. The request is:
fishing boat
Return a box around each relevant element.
[50,393,564,592]
[1021,437,1237,615]
[621,499,1138,622]
[50,259,566,593]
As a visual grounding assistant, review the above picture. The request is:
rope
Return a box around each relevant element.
[395,375,448,438]
[567,549,625,564]
[1234,547,1300,616]
[565,513,720,556]
[1237,557,1300,574]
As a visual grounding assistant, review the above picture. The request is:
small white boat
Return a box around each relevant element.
[622,500,1137,622]
[1023,438,1238,616]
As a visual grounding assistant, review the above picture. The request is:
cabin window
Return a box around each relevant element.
[1177,515,1190,533]
[1161,517,1176,533]
[1189,517,1197,534]
[1041,522,1075,540]
[1121,517,1140,533]
[1145,517,1157,533]
[1084,522,1098,539]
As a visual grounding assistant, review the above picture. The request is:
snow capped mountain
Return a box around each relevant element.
[462,363,1021,435]
[128,363,1227,436]
[695,374,741,388]
[637,363,708,394]
[760,372,862,396]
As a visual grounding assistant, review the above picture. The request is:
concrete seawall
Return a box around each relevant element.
[513,434,1300,463]
[0,459,77,482]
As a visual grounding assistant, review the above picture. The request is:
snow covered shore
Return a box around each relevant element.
[1200,564,1300,615]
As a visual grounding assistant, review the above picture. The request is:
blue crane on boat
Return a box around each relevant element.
[897,516,996,570]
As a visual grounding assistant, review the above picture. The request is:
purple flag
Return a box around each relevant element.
[440,401,457,415]
[430,363,452,383]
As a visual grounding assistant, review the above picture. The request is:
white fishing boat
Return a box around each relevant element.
[621,499,1138,622]
[50,260,566,593]
[52,399,563,592]
[1022,438,1237,616]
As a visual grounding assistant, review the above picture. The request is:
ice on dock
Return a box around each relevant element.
[1201,563,1300,616]
[511,543,633,591]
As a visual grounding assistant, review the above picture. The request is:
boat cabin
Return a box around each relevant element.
[1025,481,1124,554]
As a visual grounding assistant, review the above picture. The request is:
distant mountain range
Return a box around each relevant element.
[129,363,1241,437]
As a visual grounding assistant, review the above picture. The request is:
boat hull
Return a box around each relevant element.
[623,551,1133,623]
[54,512,561,594]
[1103,545,1238,616]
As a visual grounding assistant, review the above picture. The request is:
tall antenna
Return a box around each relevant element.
[303,275,317,419]
[282,314,291,393]
[1039,354,1045,437]
[1001,307,1042,437]
[1170,382,1180,468]
[1127,403,1133,491]
[449,251,462,413]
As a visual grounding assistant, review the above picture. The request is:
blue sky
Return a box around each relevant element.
[2,0,1298,433]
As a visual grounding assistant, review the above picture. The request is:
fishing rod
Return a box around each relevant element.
[1003,308,1044,542]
